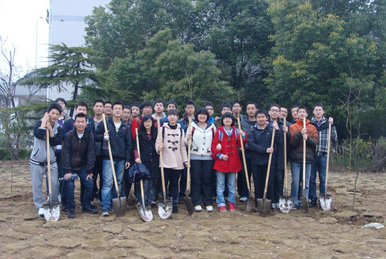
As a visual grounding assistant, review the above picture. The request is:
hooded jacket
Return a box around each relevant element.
[289,119,319,163]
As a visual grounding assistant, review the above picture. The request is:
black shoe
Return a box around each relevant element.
[309,198,317,208]
[60,205,68,212]
[178,198,185,204]
[67,210,75,218]
[82,206,98,214]
[172,205,178,214]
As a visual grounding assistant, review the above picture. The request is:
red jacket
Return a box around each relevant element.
[211,126,246,173]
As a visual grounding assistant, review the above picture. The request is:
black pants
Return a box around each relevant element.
[164,168,182,205]
[252,165,274,203]
[273,168,284,203]
[190,160,214,206]
[178,168,187,199]
[237,153,252,198]
[93,156,103,201]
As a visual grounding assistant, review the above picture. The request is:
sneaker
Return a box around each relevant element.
[206,206,213,212]
[101,210,109,217]
[172,205,178,214]
[309,198,317,208]
[218,206,226,212]
[60,205,68,212]
[254,207,258,212]
[178,197,185,204]
[38,207,44,217]
[194,205,202,212]
[151,200,157,205]
[240,197,248,202]
[67,210,75,218]
[292,204,298,210]
[271,203,279,209]
[82,206,98,214]
[228,202,236,211]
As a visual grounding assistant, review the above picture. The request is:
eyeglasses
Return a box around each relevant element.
[270,109,280,112]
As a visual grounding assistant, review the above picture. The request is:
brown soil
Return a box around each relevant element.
[0,160,385,258]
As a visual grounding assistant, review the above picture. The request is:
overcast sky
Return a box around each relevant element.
[0,0,49,73]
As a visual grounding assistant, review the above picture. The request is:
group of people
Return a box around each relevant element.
[30,98,337,218]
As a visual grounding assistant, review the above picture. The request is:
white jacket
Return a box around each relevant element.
[186,122,216,157]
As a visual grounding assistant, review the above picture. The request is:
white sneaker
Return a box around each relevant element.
[206,206,213,212]
[38,207,44,217]
[240,196,248,202]
[194,205,202,211]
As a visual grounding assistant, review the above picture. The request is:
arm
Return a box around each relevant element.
[306,126,319,148]
[125,127,132,167]
[289,125,302,147]
[50,126,63,146]
[247,130,268,154]
[61,133,72,174]
[86,133,96,174]
[211,130,224,159]
[33,120,46,140]
[180,130,188,164]
[94,120,105,142]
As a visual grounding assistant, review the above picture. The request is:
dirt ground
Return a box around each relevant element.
[0,160,385,259]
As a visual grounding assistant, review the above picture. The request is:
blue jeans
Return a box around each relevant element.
[64,167,94,210]
[291,162,311,205]
[216,171,236,207]
[310,154,327,199]
[101,159,125,211]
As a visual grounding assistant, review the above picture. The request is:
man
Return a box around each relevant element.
[289,106,318,209]
[247,109,281,211]
[279,106,292,127]
[214,103,232,128]
[239,101,258,201]
[89,100,105,202]
[130,102,141,120]
[61,101,89,211]
[95,102,132,216]
[231,100,247,124]
[104,101,113,118]
[121,104,133,200]
[290,105,299,124]
[152,99,166,123]
[268,104,290,209]
[181,100,196,130]
[30,103,62,216]
[204,101,215,123]
[122,105,132,127]
[309,103,337,207]
[62,113,97,218]
[130,101,154,140]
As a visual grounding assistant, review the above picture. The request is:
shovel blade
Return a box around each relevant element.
[279,196,293,214]
[246,197,253,212]
[43,202,60,221]
[257,198,271,217]
[112,197,126,217]
[319,194,332,211]
[184,197,194,216]
[137,205,153,222]
[300,196,309,213]
[158,202,172,219]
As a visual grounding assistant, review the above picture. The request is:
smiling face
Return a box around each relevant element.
[280,107,288,119]
[143,118,153,130]
[122,108,131,122]
[167,114,178,125]
[104,103,112,115]
[205,106,214,117]
[112,104,123,118]
[313,106,325,120]
[223,117,233,126]
[256,113,268,127]
[268,106,280,120]
[297,108,308,120]
[48,108,60,124]
[131,106,140,117]
[75,105,87,115]
[74,116,87,133]
[142,105,153,116]
[197,112,208,123]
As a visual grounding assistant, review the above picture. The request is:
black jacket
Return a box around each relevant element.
[247,125,282,166]
[269,120,291,170]
[94,117,132,162]
[62,128,95,174]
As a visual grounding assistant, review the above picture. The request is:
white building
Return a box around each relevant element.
[46,0,110,101]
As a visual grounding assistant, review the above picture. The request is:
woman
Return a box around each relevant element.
[156,109,188,213]
[211,112,246,212]
[133,115,159,208]
[186,108,216,212]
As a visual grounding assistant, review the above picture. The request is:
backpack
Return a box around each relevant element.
[191,124,215,141]
[218,127,239,142]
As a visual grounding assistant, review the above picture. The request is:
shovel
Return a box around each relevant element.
[184,117,194,215]
[320,121,332,211]
[157,119,172,219]
[135,128,153,222]
[300,117,309,212]
[257,127,276,216]
[237,117,252,212]
[279,117,293,213]
[43,129,60,221]
[102,114,126,217]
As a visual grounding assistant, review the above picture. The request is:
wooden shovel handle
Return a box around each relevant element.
[46,129,52,196]
[263,127,276,199]
[302,117,306,191]
[135,128,140,159]
[157,119,167,195]
[237,116,250,192]
[283,117,288,192]
[186,117,192,195]
[325,122,332,194]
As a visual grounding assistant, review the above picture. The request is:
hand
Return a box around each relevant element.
[329,117,334,124]
[184,161,190,167]
[282,125,288,133]
[216,143,222,151]
[266,147,274,153]
[272,121,279,130]
[135,158,142,163]
[125,162,130,169]
[86,174,93,180]
[158,143,164,151]
[239,129,245,136]
[46,120,53,131]
[186,133,191,140]
[222,155,228,161]
[301,128,307,135]
[104,131,109,140]
[215,116,220,121]
[303,133,308,140]
[64,173,72,181]
[42,112,50,123]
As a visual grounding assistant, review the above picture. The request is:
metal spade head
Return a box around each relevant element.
[137,204,153,222]
[112,197,127,217]
[184,196,194,216]
[300,195,309,213]
[319,194,332,211]
[158,201,172,219]
[43,202,60,221]
[257,198,271,217]
[279,195,293,214]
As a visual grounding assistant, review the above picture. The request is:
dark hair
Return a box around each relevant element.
[297,106,308,113]
[280,106,288,111]
[167,109,179,116]
[220,112,235,126]
[255,109,268,118]
[47,103,62,114]
[139,114,157,139]
[269,104,281,111]
[231,100,242,107]
[74,113,87,121]
[313,103,325,111]
[154,99,165,107]
[166,100,178,109]
[290,105,299,111]
[220,103,232,112]
[93,99,105,107]
[55,98,67,107]
[140,101,153,110]
[194,107,209,122]
[112,102,124,110]
[105,101,113,107]
[130,102,141,109]
[184,100,195,109]
[246,101,258,109]
[203,101,214,109]
[75,101,88,110]
[123,105,131,111]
